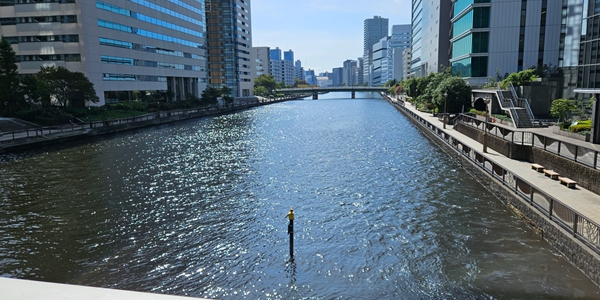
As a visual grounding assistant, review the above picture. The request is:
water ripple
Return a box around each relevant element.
[0,95,598,299]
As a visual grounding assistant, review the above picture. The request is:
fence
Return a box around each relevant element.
[0,98,291,144]
[401,106,600,255]
[458,114,599,169]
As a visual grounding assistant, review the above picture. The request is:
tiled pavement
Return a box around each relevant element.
[398,101,600,225]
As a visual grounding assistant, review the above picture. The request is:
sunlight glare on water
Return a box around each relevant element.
[0,92,598,299]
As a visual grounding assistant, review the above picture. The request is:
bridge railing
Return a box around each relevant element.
[397,105,600,255]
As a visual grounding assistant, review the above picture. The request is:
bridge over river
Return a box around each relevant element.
[277,86,388,99]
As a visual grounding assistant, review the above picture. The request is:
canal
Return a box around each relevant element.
[0,92,598,299]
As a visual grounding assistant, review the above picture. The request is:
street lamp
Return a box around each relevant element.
[443,91,448,129]
[483,96,491,153]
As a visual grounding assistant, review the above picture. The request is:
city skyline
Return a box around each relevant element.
[251,0,411,74]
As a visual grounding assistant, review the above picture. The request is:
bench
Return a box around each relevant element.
[559,177,577,188]
[543,169,560,180]
[531,163,545,172]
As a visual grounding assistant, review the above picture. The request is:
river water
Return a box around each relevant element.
[0,92,598,299]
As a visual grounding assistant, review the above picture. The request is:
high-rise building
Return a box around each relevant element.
[450,0,582,86]
[332,67,343,86]
[410,0,451,78]
[357,57,364,85]
[206,0,253,97]
[363,16,389,86]
[343,59,358,86]
[268,47,297,86]
[388,24,412,81]
[304,69,316,85]
[402,48,412,80]
[0,0,208,105]
[284,50,294,62]
[270,47,282,61]
[372,37,388,86]
[251,46,270,78]
[295,60,305,81]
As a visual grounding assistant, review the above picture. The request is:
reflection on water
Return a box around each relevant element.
[1,93,598,299]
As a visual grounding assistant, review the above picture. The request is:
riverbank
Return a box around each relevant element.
[0,97,298,154]
[382,93,600,287]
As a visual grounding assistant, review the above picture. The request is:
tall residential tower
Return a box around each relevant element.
[363,16,389,86]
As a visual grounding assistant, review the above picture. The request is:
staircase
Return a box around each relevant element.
[494,83,535,128]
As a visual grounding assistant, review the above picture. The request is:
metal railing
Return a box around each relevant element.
[0,97,293,144]
[398,105,600,255]
[457,114,599,169]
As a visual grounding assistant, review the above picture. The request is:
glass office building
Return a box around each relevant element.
[450,0,582,86]
[0,0,208,105]
[205,0,253,97]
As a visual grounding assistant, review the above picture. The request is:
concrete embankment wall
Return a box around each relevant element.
[385,98,600,287]
[453,120,600,195]
[0,99,294,154]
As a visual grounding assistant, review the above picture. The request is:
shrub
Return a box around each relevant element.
[569,120,592,133]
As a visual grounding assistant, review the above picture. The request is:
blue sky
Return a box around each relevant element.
[251,0,412,75]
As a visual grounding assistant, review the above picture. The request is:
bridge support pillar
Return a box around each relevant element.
[351,91,355,99]
[312,93,318,100]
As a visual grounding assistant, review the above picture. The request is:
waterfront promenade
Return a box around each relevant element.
[396,98,600,216]
[387,95,600,285]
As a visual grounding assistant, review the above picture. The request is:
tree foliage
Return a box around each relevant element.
[550,99,577,122]
[501,69,538,89]
[0,36,21,116]
[399,68,471,113]
[35,66,99,107]
[201,86,232,106]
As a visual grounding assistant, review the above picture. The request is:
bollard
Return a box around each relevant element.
[285,207,294,259]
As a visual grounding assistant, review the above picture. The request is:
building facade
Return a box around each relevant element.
[0,0,209,105]
[372,37,388,86]
[388,24,412,81]
[251,46,270,78]
[575,0,600,144]
[206,0,253,97]
[450,0,582,86]
[363,16,389,86]
[410,0,451,78]
[342,59,358,86]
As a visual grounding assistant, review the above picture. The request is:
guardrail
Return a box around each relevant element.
[458,114,599,169]
[0,97,292,144]
[399,105,600,255]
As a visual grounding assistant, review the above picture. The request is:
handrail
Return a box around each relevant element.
[0,97,295,144]
[396,105,600,254]
[457,113,599,169]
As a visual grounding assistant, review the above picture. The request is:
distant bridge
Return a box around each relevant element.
[277,86,388,99]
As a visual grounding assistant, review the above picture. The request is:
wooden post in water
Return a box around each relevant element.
[285,208,294,259]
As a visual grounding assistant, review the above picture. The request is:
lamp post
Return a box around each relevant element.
[483,96,491,153]
[443,91,448,129]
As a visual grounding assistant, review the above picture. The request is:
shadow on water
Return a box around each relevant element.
[0,94,598,299]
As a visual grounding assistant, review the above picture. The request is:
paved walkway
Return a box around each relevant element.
[396,100,600,225]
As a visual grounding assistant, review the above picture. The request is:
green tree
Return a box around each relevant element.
[36,66,99,107]
[404,77,419,98]
[253,85,269,97]
[501,69,538,88]
[550,98,577,122]
[201,86,221,105]
[432,76,472,113]
[0,36,21,116]
[254,74,277,92]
